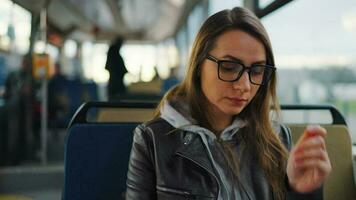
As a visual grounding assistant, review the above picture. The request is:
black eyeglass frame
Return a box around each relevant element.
[206,54,276,85]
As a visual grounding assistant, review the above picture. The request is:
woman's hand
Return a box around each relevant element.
[286,125,332,193]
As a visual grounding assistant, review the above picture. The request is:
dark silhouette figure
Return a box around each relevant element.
[105,37,128,100]
[48,63,69,128]
[3,54,36,165]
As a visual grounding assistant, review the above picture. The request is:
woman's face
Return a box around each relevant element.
[200,29,266,121]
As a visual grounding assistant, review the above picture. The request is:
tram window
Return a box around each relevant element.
[0,0,31,54]
[262,0,356,143]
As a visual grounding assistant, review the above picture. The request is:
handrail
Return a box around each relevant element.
[67,101,158,128]
[280,104,347,125]
[68,102,347,128]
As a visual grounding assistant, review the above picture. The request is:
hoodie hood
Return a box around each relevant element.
[160,97,247,141]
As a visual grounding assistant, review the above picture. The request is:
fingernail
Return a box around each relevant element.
[307,124,319,132]
[307,124,327,137]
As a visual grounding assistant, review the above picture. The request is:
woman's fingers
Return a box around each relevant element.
[294,135,326,153]
[294,148,329,162]
[287,125,332,193]
[292,128,330,170]
[305,125,327,138]
[296,125,327,146]
[294,156,332,175]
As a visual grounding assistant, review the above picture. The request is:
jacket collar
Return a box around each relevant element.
[174,133,216,177]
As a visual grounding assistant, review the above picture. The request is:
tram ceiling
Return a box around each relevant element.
[12,0,203,43]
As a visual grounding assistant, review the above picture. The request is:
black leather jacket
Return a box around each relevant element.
[126,118,322,200]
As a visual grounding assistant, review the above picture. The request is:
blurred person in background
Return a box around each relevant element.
[3,54,37,165]
[105,37,128,101]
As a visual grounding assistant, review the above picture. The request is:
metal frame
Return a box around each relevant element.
[244,0,295,18]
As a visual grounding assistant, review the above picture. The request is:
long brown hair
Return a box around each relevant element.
[154,7,288,199]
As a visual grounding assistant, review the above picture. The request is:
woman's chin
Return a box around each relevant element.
[221,106,245,116]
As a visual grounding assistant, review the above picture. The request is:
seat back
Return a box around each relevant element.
[64,123,137,200]
[97,108,155,123]
[282,105,356,200]
[63,101,157,200]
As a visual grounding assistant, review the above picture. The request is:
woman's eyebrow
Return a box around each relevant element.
[252,60,266,65]
[222,55,243,62]
[222,54,266,65]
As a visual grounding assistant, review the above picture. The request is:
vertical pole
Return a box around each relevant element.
[243,0,259,14]
[184,23,190,67]
[203,0,209,19]
[40,8,48,165]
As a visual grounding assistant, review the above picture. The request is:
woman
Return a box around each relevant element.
[126,7,331,200]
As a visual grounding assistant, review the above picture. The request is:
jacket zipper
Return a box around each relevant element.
[176,152,219,200]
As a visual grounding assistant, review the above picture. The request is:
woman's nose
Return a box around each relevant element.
[232,71,250,91]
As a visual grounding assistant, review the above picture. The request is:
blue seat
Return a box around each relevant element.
[63,101,157,200]
[63,123,137,200]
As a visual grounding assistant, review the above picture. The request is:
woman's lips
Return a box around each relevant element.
[226,97,248,106]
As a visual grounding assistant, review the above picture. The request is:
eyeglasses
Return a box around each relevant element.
[206,54,276,85]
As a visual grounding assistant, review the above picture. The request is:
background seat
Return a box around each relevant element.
[63,101,156,200]
[64,123,137,200]
[289,125,356,200]
[282,105,356,200]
